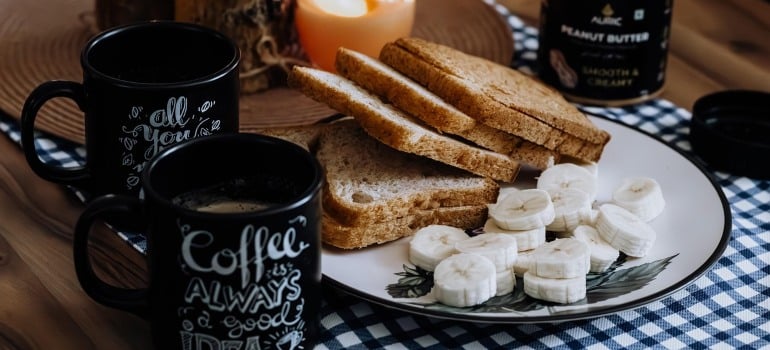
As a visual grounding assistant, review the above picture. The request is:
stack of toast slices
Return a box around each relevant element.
[255,119,495,249]
[258,37,611,249]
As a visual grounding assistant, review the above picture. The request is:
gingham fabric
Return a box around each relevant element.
[2,2,768,348]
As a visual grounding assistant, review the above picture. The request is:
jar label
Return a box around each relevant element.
[537,0,673,104]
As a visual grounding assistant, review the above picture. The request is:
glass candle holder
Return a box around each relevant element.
[294,0,416,72]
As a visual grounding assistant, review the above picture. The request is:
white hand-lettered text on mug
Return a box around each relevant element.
[119,96,222,191]
[176,215,311,350]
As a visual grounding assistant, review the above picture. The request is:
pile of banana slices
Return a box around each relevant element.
[407,162,666,307]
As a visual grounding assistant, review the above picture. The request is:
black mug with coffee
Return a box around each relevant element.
[21,21,240,198]
[73,133,324,349]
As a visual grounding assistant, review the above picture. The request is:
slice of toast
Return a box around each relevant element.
[379,37,611,162]
[322,205,487,249]
[287,65,520,182]
[335,47,558,170]
[315,119,499,226]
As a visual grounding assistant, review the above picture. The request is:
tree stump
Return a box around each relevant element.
[175,0,310,94]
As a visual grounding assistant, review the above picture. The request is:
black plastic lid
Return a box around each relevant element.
[689,90,770,179]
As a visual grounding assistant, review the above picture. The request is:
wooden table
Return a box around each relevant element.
[0,1,767,349]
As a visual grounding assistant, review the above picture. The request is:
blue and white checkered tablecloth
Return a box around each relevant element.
[2,2,768,348]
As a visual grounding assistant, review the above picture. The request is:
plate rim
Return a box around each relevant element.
[320,115,733,324]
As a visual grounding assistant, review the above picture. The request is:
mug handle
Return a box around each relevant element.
[73,194,149,319]
[21,81,91,188]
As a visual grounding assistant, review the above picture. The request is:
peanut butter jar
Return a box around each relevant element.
[537,0,673,106]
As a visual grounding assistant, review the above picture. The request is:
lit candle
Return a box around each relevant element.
[294,0,416,72]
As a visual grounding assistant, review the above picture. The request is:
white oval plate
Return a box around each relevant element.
[321,116,731,323]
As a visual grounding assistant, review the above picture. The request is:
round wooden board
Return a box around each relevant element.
[0,0,514,145]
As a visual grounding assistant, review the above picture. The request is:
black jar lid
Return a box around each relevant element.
[689,90,770,179]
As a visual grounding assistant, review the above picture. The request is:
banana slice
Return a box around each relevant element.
[595,204,657,257]
[588,207,600,226]
[612,177,666,222]
[537,163,598,201]
[454,233,518,271]
[497,186,521,202]
[529,238,591,279]
[578,161,599,179]
[546,188,593,232]
[433,253,497,307]
[483,218,546,251]
[572,225,620,273]
[496,269,516,296]
[409,225,469,271]
[523,271,586,304]
[489,189,555,230]
[512,249,535,277]
[559,156,599,178]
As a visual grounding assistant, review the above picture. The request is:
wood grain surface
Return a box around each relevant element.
[0,0,767,349]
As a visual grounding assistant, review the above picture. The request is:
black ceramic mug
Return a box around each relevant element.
[21,21,240,198]
[73,133,324,349]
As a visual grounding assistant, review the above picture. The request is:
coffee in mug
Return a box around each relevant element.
[171,175,303,213]
[21,21,240,199]
[73,133,324,349]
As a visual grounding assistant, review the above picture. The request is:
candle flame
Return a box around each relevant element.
[312,0,374,17]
